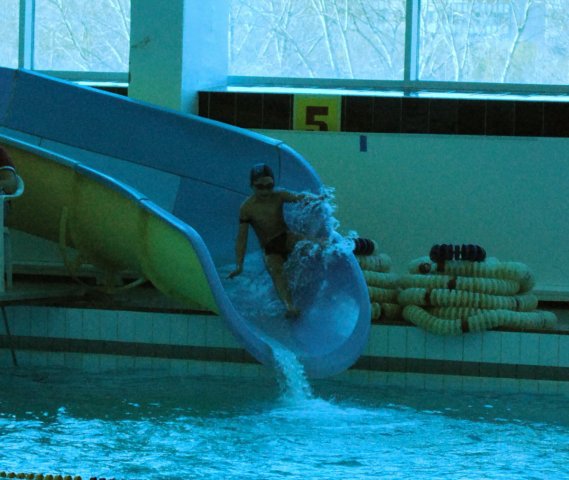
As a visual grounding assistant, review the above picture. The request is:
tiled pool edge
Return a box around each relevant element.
[1,306,567,395]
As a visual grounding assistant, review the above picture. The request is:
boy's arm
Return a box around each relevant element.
[280,189,324,204]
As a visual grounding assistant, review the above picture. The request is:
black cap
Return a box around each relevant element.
[250,163,274,185]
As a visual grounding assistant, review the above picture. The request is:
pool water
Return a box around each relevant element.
[0,367,567,480]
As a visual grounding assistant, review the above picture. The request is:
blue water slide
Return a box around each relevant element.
[0,68,371,378]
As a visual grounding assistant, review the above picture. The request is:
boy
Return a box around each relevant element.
[228,163,320,318]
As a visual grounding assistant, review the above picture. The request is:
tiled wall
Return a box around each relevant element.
[1,305,567,395]
[199,91,569,137]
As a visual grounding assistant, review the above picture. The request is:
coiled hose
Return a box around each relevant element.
[399,249,555,335]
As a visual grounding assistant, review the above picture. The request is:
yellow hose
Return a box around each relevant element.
[362,271,401,288]
[381,302,402,320]
[369,286,399,303]
[407,256,534,293]
[399,273,519,295]
[398,288,538,311]
[402,305,463,335]
[357,253,392,273]
[370,302,381,320]
[403,305,557,335]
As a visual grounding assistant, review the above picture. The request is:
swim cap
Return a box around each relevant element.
[250,163,274,185]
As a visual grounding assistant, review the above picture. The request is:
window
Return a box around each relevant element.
[230,0,569,91]
[0,0,20,68]
[34,0,130,72]
[0,0,129,77]
[229,0,407,80]
[2,0,568,93]
[420,0,569,85]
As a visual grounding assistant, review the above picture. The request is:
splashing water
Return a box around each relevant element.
[219,186,357,399]
[284,186,355,302]
[268,339,313,401]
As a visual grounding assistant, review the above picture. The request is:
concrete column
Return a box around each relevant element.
[129,0,228,114]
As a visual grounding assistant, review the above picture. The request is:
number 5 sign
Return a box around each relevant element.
[293,95,341,132]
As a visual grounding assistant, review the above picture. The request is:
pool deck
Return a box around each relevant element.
[1,274,568,396]
[2,275,567,331]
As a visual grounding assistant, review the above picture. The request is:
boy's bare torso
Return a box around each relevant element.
[240,190,292,247]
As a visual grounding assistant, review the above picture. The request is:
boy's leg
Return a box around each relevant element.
[264,253,299,317]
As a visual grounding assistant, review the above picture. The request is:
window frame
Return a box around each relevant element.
[11,0,569,96]
[228,0,569,98]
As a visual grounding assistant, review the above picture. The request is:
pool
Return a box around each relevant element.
[1,366,567,480]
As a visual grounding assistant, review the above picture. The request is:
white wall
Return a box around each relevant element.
[259,130,569,299]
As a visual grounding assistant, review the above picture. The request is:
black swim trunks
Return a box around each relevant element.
[264,232,292,258]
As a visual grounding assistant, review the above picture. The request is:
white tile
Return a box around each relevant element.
[423,373,445,392]
[220,361,244,378]
[386,326,408,357]
[30,352,49,367]
[117,311,136,342]
[64,352,84,369]
[152,314,171,345]
[169,315,189,345]
[384,372,405,388]
[82,355,101,372]
[205,317,226,347]
[204,361,225,377]
[519,333,539,365]
[134,356,153,370]
[500,332,521,364]
[481,332,501,363]
[537,380,559,395]
[443,336,464,361]
[538,335,559,367]
[368,326,389,356]
[368,377,390,392]
[406,328,426,359]
[222,326,243,349]
[187,315,207,345]
[99,311,119,341]
[15,350,31,366]
[82,311,101,340]
[0,349,14,367]
[30,310,48,337]
[343,369,369,385]
[461,376,483,393]
[48,352,66,367]
[518,379,539,395]
[46,308,67,338]
[66,309,84,339]
[151,358,171,372]
[115,355,135,370]
[169,359,189,375]
[558,381,569,397]
[405,372,426,390]
[186,359,206,376]
[499,378,520,394]
[237,363,263,379]
[99,355,118,372]
[463,333,483,361]
[134,312,154,343]
[559,335,569,368]
[258,365,274,379]
[5,306,31,336]
[443,375,463,393]
[424,333,446,360]
[478,377,501,394]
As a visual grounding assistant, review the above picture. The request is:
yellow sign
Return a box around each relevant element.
[293,95,341,132]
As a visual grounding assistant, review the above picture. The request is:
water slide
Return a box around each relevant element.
[0,68,370,378]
